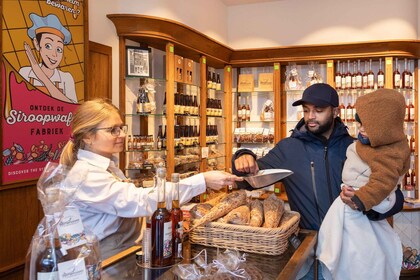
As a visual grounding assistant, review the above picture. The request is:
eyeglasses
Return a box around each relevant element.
[95,125,128,136]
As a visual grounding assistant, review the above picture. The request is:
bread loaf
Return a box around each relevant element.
[191,190,247,230]
[219,205,250,225]
[249,199,264,227]
[190,203,213,220]
[263,194,284,228]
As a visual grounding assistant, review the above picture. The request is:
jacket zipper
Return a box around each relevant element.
[324,146,334,204]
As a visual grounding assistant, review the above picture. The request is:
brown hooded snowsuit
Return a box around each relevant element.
[354,88,410,211]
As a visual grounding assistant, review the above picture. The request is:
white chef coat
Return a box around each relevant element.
[67,149,206,257]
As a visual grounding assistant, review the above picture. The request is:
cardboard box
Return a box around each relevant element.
[183,58,194,84]
[175,55,184,82]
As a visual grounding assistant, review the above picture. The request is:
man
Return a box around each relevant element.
[232,83,354,279]
[233,83,354,230]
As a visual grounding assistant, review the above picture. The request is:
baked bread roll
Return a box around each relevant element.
[263,194,285,228]
[249,199,264,227]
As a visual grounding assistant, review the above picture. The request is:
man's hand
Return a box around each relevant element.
[234,154,259,175]
[340,184,358,210]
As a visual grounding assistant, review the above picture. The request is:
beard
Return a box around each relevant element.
[305,114,335,136]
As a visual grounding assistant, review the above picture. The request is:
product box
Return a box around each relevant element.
[175,55,184,83]
[183,58,194,84]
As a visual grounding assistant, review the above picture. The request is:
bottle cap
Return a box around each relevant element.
[156,167,166,178]
[171,173,180,183]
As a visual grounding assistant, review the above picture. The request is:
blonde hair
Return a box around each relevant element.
[60,98,122,167]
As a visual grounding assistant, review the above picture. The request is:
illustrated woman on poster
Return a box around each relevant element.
[19,13,78,103]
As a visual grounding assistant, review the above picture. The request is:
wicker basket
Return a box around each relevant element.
[189,210,300,256]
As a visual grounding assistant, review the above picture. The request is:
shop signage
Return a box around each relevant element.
[1,0,86,184]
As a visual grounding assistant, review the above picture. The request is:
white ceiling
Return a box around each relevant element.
[221,0,285,6]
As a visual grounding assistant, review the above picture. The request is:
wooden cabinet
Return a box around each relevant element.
[108,14,420,198]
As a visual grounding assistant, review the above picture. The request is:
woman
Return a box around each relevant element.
[60,98,242,258]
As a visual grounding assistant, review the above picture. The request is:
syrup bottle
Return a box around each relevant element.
[377,58,385,89]
[367,59,375,89]
[335,60,342,89]
[393,58,401,89]
[170,173,183,258]
[402,58,411,89]
[151,167,173,267]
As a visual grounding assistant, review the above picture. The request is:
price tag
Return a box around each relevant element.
[169,46,174,53]
[201,147,209,158]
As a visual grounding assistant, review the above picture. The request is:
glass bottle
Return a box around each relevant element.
[335,60,342,89]
[127,135,133,151]
[151,167,172,267]
[409,97,415,122]
[162,125,167,149]
[170,173,183,258]
[410,134,416,153]
[346,94,354,122]
[36,232,65,279]
[212,72,217,89]
[345,60,352,90]
[245,96,251,121]
[194,93,199,115]
[137,88,146,113]
[238,97,243,121]
[341,63,347,90]
[339,101,346,122]
[162,92,167,114]
[377,59,385,88]
[207,71,212,89]
[402,58,411,89]
[241,97,247,121]
[367,59,374,89]
[351,61,357,89]
[355,60,363,89]
[157,126,163,150]
[173,223,183,259]
[216,73,222,91]
[362,61,368,89]
[393,58,401,89]
[409,60,414,89]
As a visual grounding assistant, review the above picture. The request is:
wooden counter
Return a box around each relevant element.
[102,230,317,280]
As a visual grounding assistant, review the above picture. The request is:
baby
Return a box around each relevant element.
[317,88,410,280]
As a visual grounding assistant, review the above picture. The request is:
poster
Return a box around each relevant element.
[1,0,86,184]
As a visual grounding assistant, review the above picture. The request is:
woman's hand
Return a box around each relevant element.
[203,171,244,190]
[340,184,358,210]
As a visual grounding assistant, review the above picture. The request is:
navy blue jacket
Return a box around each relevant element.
[232,118,354,230]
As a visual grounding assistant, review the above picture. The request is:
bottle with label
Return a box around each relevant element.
[162,92,167,115]
[409,99,415,122]
[170,173,183,258]
[339,101,346,122]
[335,60,342,89]
[411,168,416,190]
[137,88,146,113]
[351,61,357,89]
[216,73,222,91]
[245,96,251,121]
[241,97,247,121]
[173,223,183,259]
[393,58,401,89]
[405,99,410,122]
[341,63,347,90]
[409,60,415,89]
[362,61,368,89]
[355,60,363,89]
[151,167,172,267]
[345,60,352,89]
[207,71,212,89]
[402,58,411,89]
[162,125,167,149]
[212,72,217,89]
[156,126,163,150]
[410,134,416,153]
[36,217,66,280]
[377,58,385,88]
[127,135,133,151]
[367,59,375,89]
[346,94,354,122]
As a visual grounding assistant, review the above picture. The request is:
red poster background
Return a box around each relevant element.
[2,63,78,184]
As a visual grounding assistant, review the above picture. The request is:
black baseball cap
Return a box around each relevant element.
[292,83,339,107]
